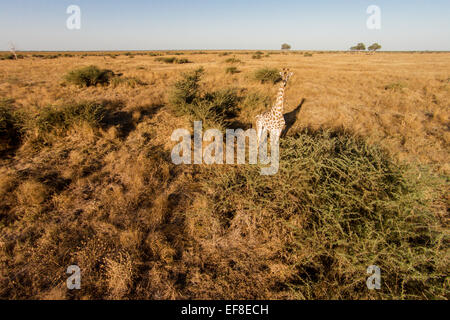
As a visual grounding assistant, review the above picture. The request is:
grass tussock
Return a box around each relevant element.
[111,76,147,88]
[0,121,174,299]
[225,57,242,64]
[35,102,106,134]
[27,101,109,148]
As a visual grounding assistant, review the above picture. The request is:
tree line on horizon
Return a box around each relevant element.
[281,42,382,52]
[350,42,382,52]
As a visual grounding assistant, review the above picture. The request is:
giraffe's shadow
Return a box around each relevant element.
[282,98,306,138]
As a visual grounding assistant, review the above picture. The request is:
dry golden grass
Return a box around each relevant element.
[1,51,448,171]
[0,51,448,299]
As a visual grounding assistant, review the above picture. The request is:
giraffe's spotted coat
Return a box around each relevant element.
[256,69,293,142]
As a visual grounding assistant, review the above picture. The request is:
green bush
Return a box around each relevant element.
[203,88,240,118]
[176,58,191,64]
[225,57,242,64]
[31,54,58,60]
[155,57,191,64]
[253,67,282,84]
[201,128,448,299]
[65,66,116,87]
[169,68,240,126]
[169,67,204,108]
[252,54,262,59]
[156,57,177,63]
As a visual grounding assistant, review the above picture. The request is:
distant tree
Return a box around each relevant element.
[368,43,382,52]
[350,43,366,51]
[281,43,291,50]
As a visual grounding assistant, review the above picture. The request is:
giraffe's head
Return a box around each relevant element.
[280,68,294,83]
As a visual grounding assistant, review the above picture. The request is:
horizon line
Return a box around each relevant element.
[3,49,450,53]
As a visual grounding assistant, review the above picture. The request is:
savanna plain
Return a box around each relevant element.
[0,50,448,299]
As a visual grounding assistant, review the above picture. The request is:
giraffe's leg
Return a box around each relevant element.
[277,128,282,141]
[258,125,270,164]
[259,125,268,146]
[270,128,282,145]
[276,129,282,143]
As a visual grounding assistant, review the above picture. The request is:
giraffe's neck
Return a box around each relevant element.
[271,81,287,114]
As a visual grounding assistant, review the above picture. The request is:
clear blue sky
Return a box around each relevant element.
[0,0,449,51]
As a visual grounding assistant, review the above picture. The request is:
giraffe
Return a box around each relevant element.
[255,68,294,145]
